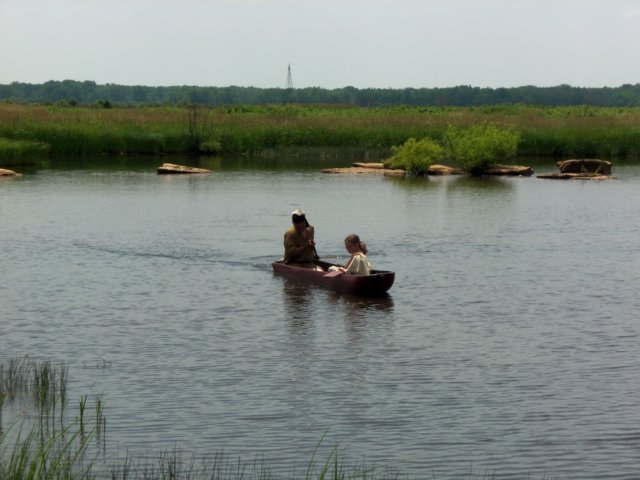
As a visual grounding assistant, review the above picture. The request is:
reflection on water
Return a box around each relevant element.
[327,291,394,314]
[278,274,394,321]
[382,174,437,192]
[279,275,315,325]
[383,173,515,197]
[444,174,515,193]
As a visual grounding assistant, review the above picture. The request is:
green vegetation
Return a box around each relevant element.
[384,137,444,174]
[0,137,49,161]
[445,123,521,174]
[384,124,520,174]
[0,357,104,479]
[0,423,93,480]
[1,103,640,163]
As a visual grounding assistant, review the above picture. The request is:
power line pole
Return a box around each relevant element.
[284,64,294,104]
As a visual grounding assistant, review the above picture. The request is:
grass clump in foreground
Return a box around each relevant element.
[108,445,403,480]
[0,426,403,480]
[0,423,94,480]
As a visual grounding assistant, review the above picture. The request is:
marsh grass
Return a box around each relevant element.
[0,393,5,432]
[1,357,34,399]
[0,422,94,480]
[1,103,640,159]
[106,447,403,480]
[0,357,106,440]
[0,358,67,404]
[0,137,49,162]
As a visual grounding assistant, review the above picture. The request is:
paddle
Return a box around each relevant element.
[323,270,343,278]
[305,215,319,261]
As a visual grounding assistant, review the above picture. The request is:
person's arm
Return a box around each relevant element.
[284,230,315,261]
[345,254,369,274]
[342,254,356,272]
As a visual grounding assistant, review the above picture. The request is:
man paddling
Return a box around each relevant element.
[284,209,319,268]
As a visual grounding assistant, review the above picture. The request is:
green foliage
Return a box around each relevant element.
[445,123,520,174]
[199,138,223,154]
[0,137,49,161]
[2,103,640,159]
[384,137,444,174]
[96,99,112,109]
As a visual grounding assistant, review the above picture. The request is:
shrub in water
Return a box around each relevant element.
[384,137,444,174]
[445,123,520,175]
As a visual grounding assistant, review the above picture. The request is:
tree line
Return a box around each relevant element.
[1,80,640,107]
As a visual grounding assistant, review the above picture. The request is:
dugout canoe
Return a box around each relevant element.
[272,259,394,296]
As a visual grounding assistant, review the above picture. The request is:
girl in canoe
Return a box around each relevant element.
[329,234,372,275]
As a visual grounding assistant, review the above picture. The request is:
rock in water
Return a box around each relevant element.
[537,173,615,180]
[352,162,385,169]
[321,166,406,175]
[485,165,534,176]
[556,159,611,175]
[157,163,212,174]
[426,164,465,175]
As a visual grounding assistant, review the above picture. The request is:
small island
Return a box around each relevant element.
[0,168,21,177]
[537,159,615,180]
[157,163,212,174]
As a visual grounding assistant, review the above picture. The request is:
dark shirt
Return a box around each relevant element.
[284,225,315,265]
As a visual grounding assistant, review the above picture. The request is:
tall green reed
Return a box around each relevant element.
[0,421,95,480]
[0,137,48,162]
[3,103,640,159]
[0,392,5,432]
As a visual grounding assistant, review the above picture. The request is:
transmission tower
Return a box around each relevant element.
[284,64,294,104]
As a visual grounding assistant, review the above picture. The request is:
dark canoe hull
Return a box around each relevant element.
[272,260,395,296]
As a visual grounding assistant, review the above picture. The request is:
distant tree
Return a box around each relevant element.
[2,80,640,107]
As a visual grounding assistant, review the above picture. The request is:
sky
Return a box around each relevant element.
[1,0,640,89]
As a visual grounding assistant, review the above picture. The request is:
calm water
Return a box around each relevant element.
[2,156,640,478]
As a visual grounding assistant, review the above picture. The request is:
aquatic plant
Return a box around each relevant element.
[383,137,444,174]
[0,357,73,436]
[0,137,49,162]
[94,396,105,438]
[0,393,5,432]
[59,364,68,430]
[445,123,521,174]
[0,421,94,479]
[1,357,31,398]
[78,395,87,437]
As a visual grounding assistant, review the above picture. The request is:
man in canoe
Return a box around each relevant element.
[284,209,319,268]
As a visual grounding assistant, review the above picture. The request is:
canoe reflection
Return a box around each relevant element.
[278,273,394,322]
[326,291,394,313]
[279,276,315,327]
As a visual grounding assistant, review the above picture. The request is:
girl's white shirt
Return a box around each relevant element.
[345,253,372,275]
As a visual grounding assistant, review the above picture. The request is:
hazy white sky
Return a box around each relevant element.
[1,0,639,89]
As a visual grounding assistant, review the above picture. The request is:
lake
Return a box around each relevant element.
[1,155,640,479]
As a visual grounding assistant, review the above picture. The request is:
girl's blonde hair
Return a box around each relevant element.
[345,234,367,254]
